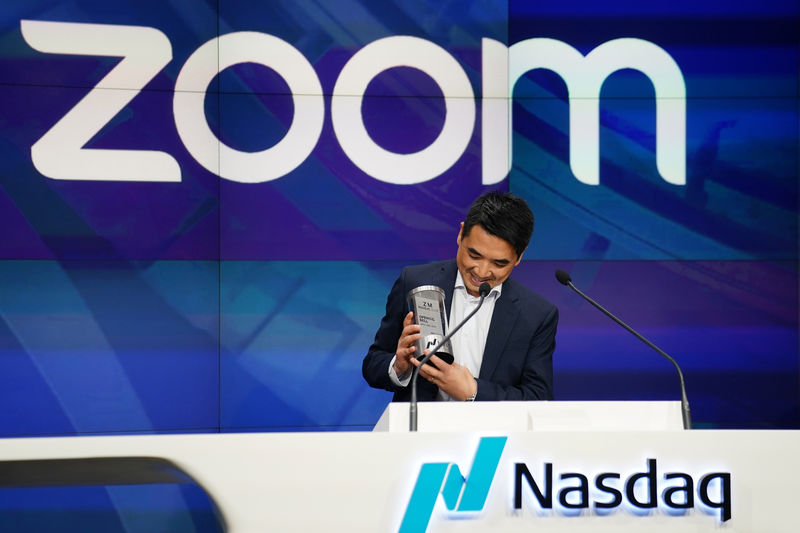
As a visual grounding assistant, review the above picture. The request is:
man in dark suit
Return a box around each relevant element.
[362,191,558,402]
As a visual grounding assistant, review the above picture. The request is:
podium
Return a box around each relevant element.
[373,400,684,432]
[1,402,798,532]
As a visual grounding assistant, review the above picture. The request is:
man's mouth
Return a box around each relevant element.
[469,272,492,286]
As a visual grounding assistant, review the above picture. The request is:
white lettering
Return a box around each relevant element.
[332,36,475,185]
[173,32,324,183]
[20,20,179,182]
[484,37,686,186]
[22,22,686,188]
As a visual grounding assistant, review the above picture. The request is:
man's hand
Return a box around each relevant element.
[411,354,478,401]
[393,312,421,376]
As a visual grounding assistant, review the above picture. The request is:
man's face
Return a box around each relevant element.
[456,223,523,297]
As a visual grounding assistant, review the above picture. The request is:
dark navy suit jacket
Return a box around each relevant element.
[362,260,557,401]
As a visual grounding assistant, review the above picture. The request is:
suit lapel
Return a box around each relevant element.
[479,281,520,380]
[434,261,457,321]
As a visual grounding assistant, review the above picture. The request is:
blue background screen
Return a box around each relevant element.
[0,0,797,434]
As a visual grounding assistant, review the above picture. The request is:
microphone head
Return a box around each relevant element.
[478,282,491,297]
[555,269,572,286]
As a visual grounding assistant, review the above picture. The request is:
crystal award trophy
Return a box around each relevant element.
[406,285,454,365]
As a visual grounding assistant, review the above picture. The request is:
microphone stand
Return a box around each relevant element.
[409,284,489,431]
[556,270,692,430]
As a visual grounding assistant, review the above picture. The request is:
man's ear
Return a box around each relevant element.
[456,221,464,245]
[514,247,527,267]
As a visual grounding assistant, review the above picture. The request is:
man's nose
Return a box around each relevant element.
[474,261,491,278]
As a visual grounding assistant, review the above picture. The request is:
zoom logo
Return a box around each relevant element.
[20,20,685,187]
[398,436,506,533]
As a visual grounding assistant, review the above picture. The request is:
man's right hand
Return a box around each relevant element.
[393,311,421,376]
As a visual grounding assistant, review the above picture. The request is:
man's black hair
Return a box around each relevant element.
[462,191,533,258]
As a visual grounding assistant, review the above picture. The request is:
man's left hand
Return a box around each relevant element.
[411,354,477,401]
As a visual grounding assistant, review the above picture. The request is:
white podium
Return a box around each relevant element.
[373,400,684,432]
[2,402,798,532]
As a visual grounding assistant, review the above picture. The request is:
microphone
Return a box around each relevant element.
[409,282,491,431]
[555,269,692,430]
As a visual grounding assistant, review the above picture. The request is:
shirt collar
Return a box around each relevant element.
[454,270,502,299]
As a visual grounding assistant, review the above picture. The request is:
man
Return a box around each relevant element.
[362,191,557,402]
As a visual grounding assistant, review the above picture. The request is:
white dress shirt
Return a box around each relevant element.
[438,270,501,400]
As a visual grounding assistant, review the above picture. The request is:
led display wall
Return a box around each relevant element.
[0,0,797,435]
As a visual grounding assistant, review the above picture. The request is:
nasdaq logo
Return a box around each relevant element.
[399,436,506,533]
[21,20,685,187]
[514,458,732,522]
[400,437,733,531]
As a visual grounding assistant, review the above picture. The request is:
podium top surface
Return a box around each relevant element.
[373,401,684,432]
